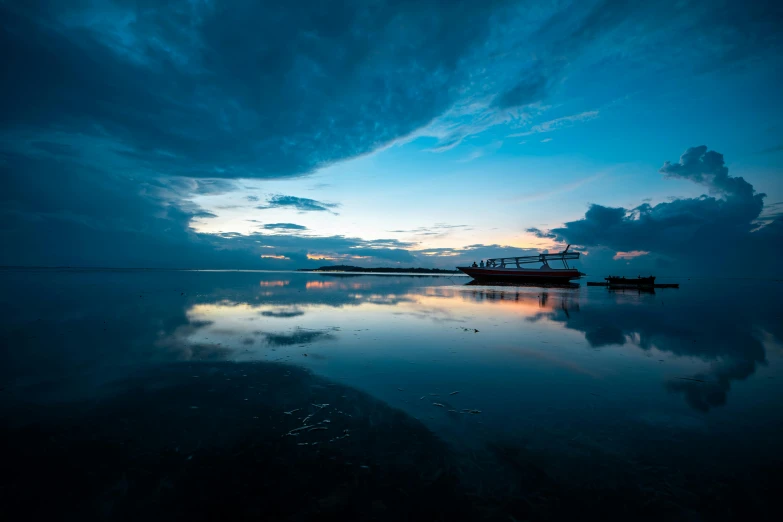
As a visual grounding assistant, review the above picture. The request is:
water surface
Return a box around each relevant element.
[1,270,781,520]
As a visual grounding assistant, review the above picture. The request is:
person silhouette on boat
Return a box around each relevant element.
[479,260,484,268]
[472,261,478,268]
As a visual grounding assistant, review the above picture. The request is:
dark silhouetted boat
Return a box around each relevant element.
[605,275,656,286]
[457,245,582,282]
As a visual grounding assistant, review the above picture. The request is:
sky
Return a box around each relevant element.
[1,0,782,275]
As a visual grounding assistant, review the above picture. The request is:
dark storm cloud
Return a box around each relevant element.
[1,0,514,180]
[0,0,521,267]
[261,223,308,231]
[659,146,756,200]
[539,147,782,275]
[256,196,339,213]
[0,149,418,268]
[536,0,782,72]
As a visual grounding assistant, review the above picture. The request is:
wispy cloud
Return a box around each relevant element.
[456,141,503,163]
[613,250,650,260]
[418,97,546,153]
[509,110,599,137]
[507,173,605,203]
[388,223,472,237]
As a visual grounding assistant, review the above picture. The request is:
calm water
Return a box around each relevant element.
[1,269,782,520]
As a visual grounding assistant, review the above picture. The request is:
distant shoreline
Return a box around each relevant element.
[297,265,461,274]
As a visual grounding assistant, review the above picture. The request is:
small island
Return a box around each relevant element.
[297,265,461,274]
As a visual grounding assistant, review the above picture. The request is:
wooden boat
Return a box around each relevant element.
[457,245,582,282]
[588,281,679,289]
[605,275,655,286]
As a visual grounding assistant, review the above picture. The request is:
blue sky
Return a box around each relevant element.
[1,0,781,274]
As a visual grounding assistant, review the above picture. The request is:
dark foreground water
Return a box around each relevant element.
[1,269,782,521]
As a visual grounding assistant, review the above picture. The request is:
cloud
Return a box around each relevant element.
[660,146,755,199]
[410,0,782,153]
[757,201,783,226]
[613,250,649,260]
[246,195,260,202]
[261,223,308,231]
[510,111,599,137]
[526,228,557,240]
[0,147,422,269]
[457,140,504,162]
[257,195,339,213]
[509,173,604,203]
[1,0,515,180]
[164,178,239,196]
[402,224,470,232]
[537,147,782,275]
[259,309,305,318]
[260,328,335,347]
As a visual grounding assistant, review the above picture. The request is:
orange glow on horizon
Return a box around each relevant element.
[259,280,289,287]
[305,280,338,289]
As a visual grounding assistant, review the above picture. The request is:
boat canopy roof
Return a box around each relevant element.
[485,245,579,268]
[486,245,579,265]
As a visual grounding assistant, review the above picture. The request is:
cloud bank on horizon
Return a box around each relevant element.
[1,0,781,273]
[529,146,782,274]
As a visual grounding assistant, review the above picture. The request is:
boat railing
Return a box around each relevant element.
[485,250,580,269]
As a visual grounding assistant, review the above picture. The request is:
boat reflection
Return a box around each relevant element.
[461,287,580,318]
[608,286,656,295]
[464,280,580,289]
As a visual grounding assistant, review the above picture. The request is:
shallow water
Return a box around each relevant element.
[1,269,782,520]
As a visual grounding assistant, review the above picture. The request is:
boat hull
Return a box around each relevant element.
[605,276,656,286]
[457,266,581,282]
